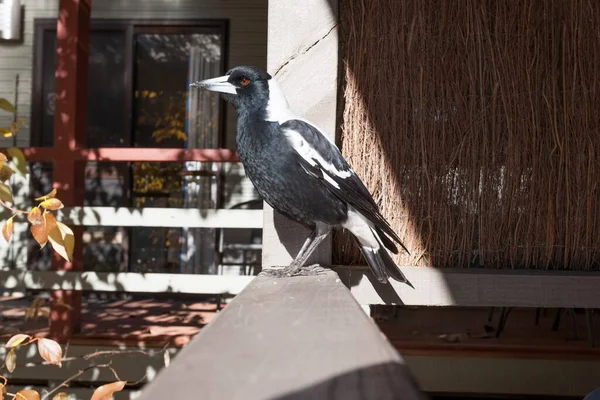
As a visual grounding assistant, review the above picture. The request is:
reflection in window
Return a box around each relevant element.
[134,33,222,148]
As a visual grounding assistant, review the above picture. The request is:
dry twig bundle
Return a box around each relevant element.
[336,0,600,270]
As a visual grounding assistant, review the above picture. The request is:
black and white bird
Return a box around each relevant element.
[191,66,412,286]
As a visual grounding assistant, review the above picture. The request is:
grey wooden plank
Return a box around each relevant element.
[334,266,600,308]
[138,271,426,400]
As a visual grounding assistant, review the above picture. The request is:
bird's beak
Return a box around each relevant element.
[189,75,237,95]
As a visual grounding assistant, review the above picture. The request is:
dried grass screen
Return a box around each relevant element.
[335,0,600,270]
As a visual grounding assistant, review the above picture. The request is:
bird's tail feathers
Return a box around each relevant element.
[357,227,413,287]
[374,226,410,255]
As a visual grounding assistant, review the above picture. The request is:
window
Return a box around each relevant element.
[30,20,237,274]
[32,20,227,148]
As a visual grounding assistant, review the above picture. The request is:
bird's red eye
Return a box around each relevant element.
[240,78,250,86]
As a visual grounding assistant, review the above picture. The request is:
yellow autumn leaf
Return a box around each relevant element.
[90,381,127,400]
[37,338,62,366]
[5,333,30,348]
[29,210,54,248]
[0,182,12,203]
[45,211,58,232]
[34,188,57,201]
[0,128,12,138]
[39,198,64,210]
[27,207,43,225]
[0,165,13,182]
[2,216,14,243]
[1,382,6,400]
[6,148,26,176]
[14,389,40,400]
[51,393,68,400]
[30,223,48,249]
[0,98,15,114]
[48,221,75,262]
[5,349,16,373]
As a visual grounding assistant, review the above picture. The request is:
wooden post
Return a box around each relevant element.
[262,0,339,268]
[50,0,91,340]
[137,272,426,400]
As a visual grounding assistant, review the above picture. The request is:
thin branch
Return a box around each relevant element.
[41,362,112,400]
[0,199,27,215]
[82,346,167,361]
[18,347,164,369]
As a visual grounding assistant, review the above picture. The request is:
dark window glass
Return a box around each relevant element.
[133,33,222,148]
[38,29,127,147]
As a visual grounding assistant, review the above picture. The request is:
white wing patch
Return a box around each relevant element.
[283,129,353,179]
[341,206,380,249]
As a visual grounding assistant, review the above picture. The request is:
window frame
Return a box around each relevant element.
[31,18,229,148]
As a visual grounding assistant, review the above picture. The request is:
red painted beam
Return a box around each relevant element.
[22,147,240,163]
[49,0,91,341]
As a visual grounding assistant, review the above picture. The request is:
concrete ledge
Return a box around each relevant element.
[334,265,600,308]
[138,271,425,400]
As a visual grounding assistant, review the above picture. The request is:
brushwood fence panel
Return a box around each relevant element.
[337,0,600,271]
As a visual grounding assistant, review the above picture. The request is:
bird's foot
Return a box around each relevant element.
[259,264,329,278]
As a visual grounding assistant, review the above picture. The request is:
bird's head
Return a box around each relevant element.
[190,65,273,114]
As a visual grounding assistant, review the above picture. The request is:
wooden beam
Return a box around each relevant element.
[50,0,92,341]
[0,270,253,294]
[22,147,239,163]
[138,272,426,400]
[334,266,600,308]
[54,207,263,228]
[405,354,600,398]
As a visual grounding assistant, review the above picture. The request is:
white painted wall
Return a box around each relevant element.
[262,0,338,268]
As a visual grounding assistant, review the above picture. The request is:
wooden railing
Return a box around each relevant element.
[137,271,427,400]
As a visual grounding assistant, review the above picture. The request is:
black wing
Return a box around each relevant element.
[280,119,405,253]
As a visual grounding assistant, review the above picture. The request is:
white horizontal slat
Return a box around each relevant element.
[0,270,254,294]
[54,207,263,228]
[334,266,600,308]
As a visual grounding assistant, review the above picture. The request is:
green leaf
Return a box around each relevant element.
[0,182,13,203]
[0,98,16,114]
[6,148,26,176]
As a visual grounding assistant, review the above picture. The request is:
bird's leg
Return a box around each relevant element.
[262,224,331,278]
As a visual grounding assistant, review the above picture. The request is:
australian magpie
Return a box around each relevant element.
[191,65,412,286]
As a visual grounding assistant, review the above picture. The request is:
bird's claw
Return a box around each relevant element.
[293,264,328,276]
[260,264,329,278]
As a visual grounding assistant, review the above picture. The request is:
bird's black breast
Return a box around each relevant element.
[236,117,347,228]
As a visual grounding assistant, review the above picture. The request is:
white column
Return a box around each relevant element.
[262,0,339,267]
